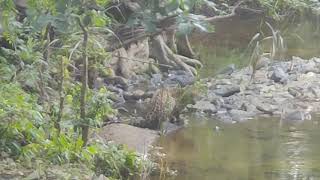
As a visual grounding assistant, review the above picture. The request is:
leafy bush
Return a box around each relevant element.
[0,83,45,156]
[93,144,143,179]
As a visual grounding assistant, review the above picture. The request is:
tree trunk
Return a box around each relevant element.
[78,19,89,146]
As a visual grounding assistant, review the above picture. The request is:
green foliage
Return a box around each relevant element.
[0,0,144,179]
[0,83,45,156]
[94,144,143,179]
[256,0,318,18]
[66,84,114,128]
[127,0,213,34]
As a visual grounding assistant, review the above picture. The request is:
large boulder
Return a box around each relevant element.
[91,123,159,154]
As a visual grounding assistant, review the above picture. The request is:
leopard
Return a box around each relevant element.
[142,86,198,131]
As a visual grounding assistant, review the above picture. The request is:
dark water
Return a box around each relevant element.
[156,115,320,180]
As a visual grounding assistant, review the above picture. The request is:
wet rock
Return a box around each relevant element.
[215,112,234,123]
[240,102,257,112]
[213,85,240,97]
[229,109,254,122]
[282,111,312,121]
[164,70,195,87]
[162,121,182,133]
[270,67,288,83]
[256,104,276,115]
[187,100,217,114]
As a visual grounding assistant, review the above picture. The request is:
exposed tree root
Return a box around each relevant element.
[150,35,202,76]
[176,34,197,59]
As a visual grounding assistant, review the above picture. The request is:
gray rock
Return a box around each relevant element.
[162,121,182,134]
[312,57,320,64]
[211,97,225,108]
[164,70,195,87]
[110,94,125,108]
[188,100,217,114]
[215,113,234,123]
[256,104,276,115]
[229,109,254,122]
[240,102,257,112]
[270,67,288,83]
[256,57,271,70]
[150,74,162,87]
[217,64,236,75]
[123,90,152,101]
[214,85,240,97]
[308,86,320,98]
[295,61,318,74]
[282,111,312,121]
[287,87,303,97]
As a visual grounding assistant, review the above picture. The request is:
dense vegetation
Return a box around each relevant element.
[0,0,318,179]
[0,0,149,178]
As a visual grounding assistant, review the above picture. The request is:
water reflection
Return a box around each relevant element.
[155,116,320,180]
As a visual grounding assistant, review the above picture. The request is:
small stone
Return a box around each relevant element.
[270,67,288,83]
[150,73,162,87]
[214,85,240,97]
[256,104,276,115]
[217,64,236,75]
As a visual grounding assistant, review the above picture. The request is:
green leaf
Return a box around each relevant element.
[91,10,107,27]
[96,0,110,7]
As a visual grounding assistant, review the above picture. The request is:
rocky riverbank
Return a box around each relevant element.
[191,56,320,122]
[98,56,320,153]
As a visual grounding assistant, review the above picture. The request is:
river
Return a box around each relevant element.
[152,18,320,180]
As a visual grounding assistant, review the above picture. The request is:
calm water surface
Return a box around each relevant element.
[152,18,320,180]
[156,116,320,180]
